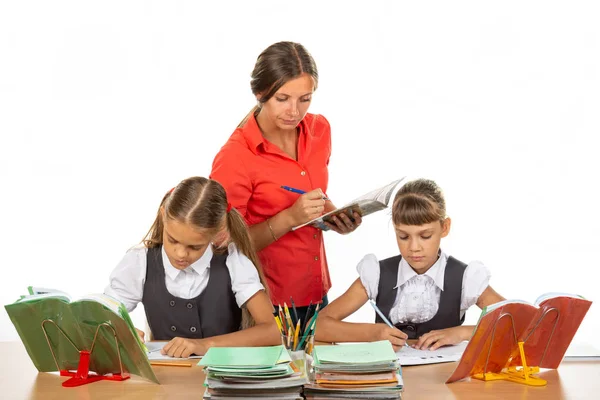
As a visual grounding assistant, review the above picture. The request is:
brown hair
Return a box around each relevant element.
[143,176,269,328]
[392,179,446,226]
[237,41,319,128]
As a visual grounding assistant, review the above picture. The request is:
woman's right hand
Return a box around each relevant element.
[285,189,326,226]
[374,323,407,351]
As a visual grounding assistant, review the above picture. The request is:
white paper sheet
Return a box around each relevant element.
[396,341,467,366]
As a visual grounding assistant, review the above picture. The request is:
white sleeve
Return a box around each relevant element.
[226,243,265,308]
[460,260,492,313]
[356,254,381,300]
[104,247,147,313]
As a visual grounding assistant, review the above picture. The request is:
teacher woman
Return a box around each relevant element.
[210,41,360,322]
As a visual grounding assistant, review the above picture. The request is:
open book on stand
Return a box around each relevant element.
[446,292,592,386]
[293,177,406,231]
[5,287,158,386]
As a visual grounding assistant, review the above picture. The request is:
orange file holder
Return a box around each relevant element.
[447,295,592,387]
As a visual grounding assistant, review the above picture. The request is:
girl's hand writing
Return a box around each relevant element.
[373,323,408,351]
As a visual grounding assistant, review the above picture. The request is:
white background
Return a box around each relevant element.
[1,1,598,353]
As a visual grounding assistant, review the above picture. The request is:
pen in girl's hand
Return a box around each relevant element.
[369,299,410,348]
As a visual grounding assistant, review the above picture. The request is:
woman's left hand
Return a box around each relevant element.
[324,211,362,235]
[161,337,209,358]
[413,326,471,351]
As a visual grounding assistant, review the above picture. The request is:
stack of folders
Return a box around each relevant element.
[199,345,308,399]
[304,341,403,400]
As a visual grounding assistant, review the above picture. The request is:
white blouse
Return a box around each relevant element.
[104,243,264,313]
[357,251,491,324]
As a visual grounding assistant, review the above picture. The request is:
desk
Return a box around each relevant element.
[2,341,599,399]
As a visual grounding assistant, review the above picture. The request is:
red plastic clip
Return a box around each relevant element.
[60,350,130,387]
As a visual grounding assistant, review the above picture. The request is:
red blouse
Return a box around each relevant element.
[211,113,332,306]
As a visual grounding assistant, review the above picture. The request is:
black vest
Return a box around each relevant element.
[142,246,242,340]
[375,255,466,339]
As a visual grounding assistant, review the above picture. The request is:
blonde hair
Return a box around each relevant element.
[143,176,268,329]
[392,179,446,226]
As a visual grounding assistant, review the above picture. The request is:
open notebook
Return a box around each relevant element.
[292,178,405,231]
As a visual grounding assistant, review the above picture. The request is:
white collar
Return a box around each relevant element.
[161,245,213,280]
[396,251,447,291]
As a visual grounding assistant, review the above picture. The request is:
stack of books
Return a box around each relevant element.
[199,345,307,399]
[304,341,403,399]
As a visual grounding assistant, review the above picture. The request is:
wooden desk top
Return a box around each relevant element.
[2,341,600,399]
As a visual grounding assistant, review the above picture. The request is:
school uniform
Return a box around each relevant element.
[104,243,264,340]
[357,250,491,339]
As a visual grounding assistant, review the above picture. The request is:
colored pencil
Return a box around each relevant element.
[150,361,192,367]
[290,296,299,325]
[293,319,301,350]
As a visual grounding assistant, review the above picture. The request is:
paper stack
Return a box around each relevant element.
[304,341,403,399]
[199,345,307,399]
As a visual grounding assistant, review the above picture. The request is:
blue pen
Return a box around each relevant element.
[369,299,410,348]
[280,186,329,201]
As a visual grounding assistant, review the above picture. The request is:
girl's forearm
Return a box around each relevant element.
[315,316,378,344]
[202,322,281,348]
[460,325,475,341]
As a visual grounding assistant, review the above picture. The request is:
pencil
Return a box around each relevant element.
[283,302,295,337]
[150,361,192,367]
[290,296,299,325]
[278,305,287,335]
[293,319,301,350]
[369,299,409,348]
[297,311,318,350]
[306,342,313,355]
[274,315,283,334]
[303,301,313,333]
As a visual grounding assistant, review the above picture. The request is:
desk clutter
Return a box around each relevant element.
[306,341,403,399]
[199,345,308,399]
[4,286,592,394]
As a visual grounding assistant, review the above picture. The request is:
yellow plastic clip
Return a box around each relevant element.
[472,341,547,386]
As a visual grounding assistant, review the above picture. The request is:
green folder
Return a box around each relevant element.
[199,345,291,368]
[313,340,398,365]
[4,290,158,384]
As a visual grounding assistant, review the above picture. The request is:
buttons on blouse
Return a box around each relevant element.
[313,234,318,239]
[186,302,193,309]
[190,326,197,333]
[300,171,306,176]
[170,325,177,332]
[314,256,319,261]
[169,300,176,307]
